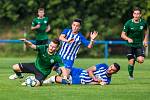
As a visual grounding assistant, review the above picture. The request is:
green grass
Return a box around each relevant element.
[0,57,150,100]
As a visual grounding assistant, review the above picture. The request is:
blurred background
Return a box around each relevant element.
[0,0,149,58]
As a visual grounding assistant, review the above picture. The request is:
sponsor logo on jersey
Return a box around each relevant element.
[44,21,47,23]
[140,26,143,30]
[50,59,54,63]
[131,27,134,30]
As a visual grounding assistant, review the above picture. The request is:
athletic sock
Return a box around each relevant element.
[61,79,70,84]
[56,68,62,76]
[128,64,134,77]
[14,70,22,77]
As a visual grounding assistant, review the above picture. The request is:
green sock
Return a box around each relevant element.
[128,64,134,77]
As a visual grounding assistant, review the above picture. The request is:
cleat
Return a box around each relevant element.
[9,74,23,80]
[43,76,55,84]
[63,78,71,85]
[21,82,27,86]
[128,76,134,80]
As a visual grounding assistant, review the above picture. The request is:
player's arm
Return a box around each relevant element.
[20,39,36,49]
[59,34,74,43]
[88,81,107,85]
[87,31,98,48]
[143,27,149,47]
[121,22,133,43]
[86,65,100,82]
[45,25,51,32]
[31,24,40,31]
[31,19,40,31]
[121,31,133,43]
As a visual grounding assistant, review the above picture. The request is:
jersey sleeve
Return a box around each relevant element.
[79,33,89,47]
[95,63,108,71]
[122,21,129,33]
[55,55,64,67]
[102,78,111,85]
[31,18,36,27]
[36,45,46,52]
[143,21,148,31]
[61,29,70,35]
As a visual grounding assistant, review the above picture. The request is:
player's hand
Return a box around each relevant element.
[127,38,133,43]
[99,81,106,86]
[35,24,40,29]
[143,41,148,47]
[93,77,99,82]
[90,31,98,40]
[67,38,74,43]
[45,25,51,32]
[20,38,27,42]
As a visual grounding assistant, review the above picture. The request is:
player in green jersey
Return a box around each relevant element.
[121,7,149,80]
[9,38,65,86]
[31,8,51,45]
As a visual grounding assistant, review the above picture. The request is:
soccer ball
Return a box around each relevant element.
[25,76,37,87]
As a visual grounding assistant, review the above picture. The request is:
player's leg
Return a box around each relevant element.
[9,63,25,79]
[43,75,71,84]
[136,47,145,64]
[61,59,74,79]
[52,64,62,76]
[126,47,135,80]
[21,65,47,86]
[34,73,46,86]
[43,67,82,85]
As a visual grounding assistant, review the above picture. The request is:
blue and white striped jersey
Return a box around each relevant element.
[59,28,89,61]
[79,64,111,84]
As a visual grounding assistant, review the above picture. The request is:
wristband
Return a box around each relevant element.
[91,39,94,42]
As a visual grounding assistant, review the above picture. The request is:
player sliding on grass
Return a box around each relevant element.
[121,7,149,80]
[43,63,120,85]
[9,38,67,87]
[58,18,98,80]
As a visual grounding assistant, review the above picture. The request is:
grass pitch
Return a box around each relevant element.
[0,57,150,100]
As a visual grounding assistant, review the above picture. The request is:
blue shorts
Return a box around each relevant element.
[62,59,74,69]
[70,67,83,84]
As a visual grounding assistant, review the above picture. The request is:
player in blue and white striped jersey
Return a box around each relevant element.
[59,18,98,79]
[44,63,120,85]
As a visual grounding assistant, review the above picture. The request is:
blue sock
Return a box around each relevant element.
[61,79,68,84]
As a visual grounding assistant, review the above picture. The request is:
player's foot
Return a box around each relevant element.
[43,76,55,84]
[9,74,23,80]
[63,78,71,85]
[21,82,27,86]
[128,76,134,80]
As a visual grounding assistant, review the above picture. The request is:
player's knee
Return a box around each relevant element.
[137,58,144,64]
[129,59,135,65]
[35,80,41,86]
[12,64,20,71]
[137,56,144,64]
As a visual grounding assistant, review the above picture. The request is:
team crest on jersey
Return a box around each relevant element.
[44,21,47,23]
[140,26,143,29]
[50,59,54,63]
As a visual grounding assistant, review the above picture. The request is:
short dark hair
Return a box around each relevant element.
[113,63,120,72]
[73,18,82,25]
[52,38,60,46]
[133,7,141,13]
[38,8,45,12]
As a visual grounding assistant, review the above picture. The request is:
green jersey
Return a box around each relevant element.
[32,17,49,40]
[35,45,64,76]
[123,19,148,47]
